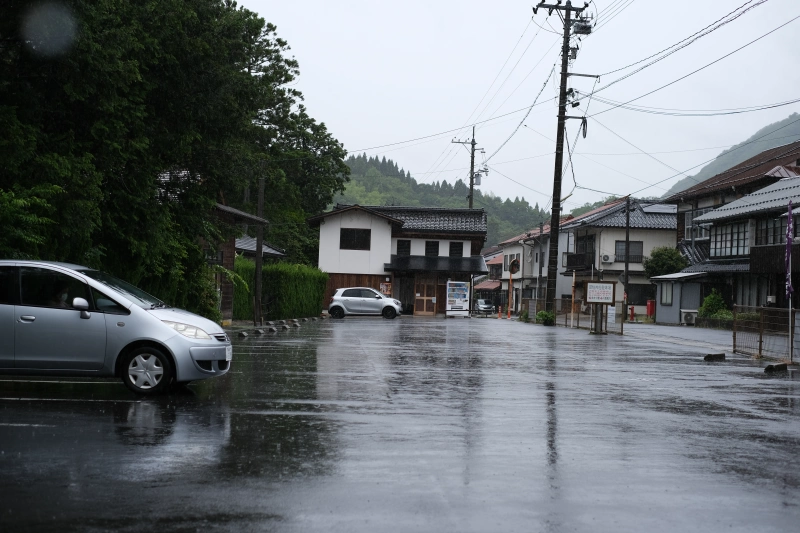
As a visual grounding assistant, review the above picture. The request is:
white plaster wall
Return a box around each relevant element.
[597,228,677,272]
[392,238,469,257]
[317,211,393,274]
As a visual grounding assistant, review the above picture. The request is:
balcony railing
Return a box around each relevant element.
[566,252,594,270]
[616,254,643,264]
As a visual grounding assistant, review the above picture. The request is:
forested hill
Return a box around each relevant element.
[335,154,550,246]
[663,113,800,198]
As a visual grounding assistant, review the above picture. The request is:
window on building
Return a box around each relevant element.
[534,252,538,264]
[340,228,371,250]
[562,252,568,267]
[661,282,673,305]
[684,208,713,240]
[504,253,520,271]
[449,242,463,258]
[755,216,796,246]
[576,235,595,254]
[396,239,411,256]
[710,222,749,257]
[614,241,644,263]
[425,241,440,257]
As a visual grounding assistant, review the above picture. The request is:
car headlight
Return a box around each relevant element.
[163,320,211,339]
[393,299,401,306]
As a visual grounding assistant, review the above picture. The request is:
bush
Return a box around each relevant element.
[519,309,529,323]
[536,311,555,326]
[709,309,733,320]
[233,256,328,320]
[698,289,727,318]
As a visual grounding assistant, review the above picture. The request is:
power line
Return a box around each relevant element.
[588,13,800,118]
[589,94,800,117]
[485,64,556,163]
[598,0,766,76]
[627,115,800,196]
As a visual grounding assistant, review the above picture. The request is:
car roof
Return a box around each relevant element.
[0,259,90,270]
[337,286,378,291]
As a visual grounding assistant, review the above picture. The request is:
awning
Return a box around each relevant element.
[384,255,488,274]
[474,279,501,290]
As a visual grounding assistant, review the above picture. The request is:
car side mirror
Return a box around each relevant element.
[72,297,91,319]
[375,294,382,299]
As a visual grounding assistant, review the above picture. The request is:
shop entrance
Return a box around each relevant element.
[414,274,437,316]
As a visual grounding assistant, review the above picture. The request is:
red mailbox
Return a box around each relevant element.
[646,299,656,317]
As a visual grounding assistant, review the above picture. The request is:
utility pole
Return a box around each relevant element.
[534,0,588,312]
[254,177,265,326]
[537,221,544,311]
[623,195,631,326]
[452,126,478,208]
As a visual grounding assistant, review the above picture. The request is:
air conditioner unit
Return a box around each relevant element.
[681,309,698,326]
[766,295,776,304]
[601,254,613,264]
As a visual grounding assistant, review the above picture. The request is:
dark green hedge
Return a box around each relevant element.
[234,256,328,321]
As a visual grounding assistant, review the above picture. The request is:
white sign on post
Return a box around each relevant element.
[586,282,615,304]
[606,305,616,325]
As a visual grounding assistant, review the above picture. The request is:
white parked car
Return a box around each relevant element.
[328,287,402,319]
[0,260,231,395]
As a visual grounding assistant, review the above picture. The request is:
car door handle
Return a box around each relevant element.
[19,315,36,322]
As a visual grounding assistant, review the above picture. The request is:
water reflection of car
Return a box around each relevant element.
[475,299,495,314]
[328,287,402,319]
[0,260,232,395]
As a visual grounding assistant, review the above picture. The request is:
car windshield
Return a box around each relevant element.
[79,269,166,309]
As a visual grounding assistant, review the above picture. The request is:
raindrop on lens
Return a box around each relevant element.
[21,2,77,58]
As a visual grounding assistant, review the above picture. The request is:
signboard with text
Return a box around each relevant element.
[585,281,616,304]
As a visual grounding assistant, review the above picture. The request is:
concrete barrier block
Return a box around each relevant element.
[280,324,290,330]
[291,322,301,328]
[704,353,726,362]
[238,331,248,338]
[267,326,277,333]
[301,318,309,322]
[253,329,264,335]
[765,363,788,373]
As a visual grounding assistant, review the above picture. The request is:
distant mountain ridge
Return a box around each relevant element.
[662,113,800,198]
[336,154,549,245]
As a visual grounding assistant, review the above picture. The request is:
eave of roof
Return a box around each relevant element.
[665,140,800,202]
[694,175,800,223]
[306,205,404,227]
[215,203,268,225]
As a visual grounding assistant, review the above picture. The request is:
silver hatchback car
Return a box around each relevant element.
[0,260,231,395]
[328,287,402,319]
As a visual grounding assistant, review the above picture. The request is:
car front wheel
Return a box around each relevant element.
[329,306,345,319]
[382,307,397,319]
[121,347,173,395]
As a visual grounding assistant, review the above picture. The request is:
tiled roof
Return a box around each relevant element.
[313,205,487,234]
[694,175,800,223]
[561,200,676,230]
[474,279,501,290]
[682,259,749,273]
[665,140,800,202]
[498,216,573,246]
[486,255,504,265]
[235,236,285,257]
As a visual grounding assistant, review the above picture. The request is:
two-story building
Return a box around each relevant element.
[307,204,488,316]
[665,140,800,265]
[559,199,677,313]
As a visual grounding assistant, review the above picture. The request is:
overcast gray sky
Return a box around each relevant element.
[240,0,799,211]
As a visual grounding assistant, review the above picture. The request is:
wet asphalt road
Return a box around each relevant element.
[1,317,799,532]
